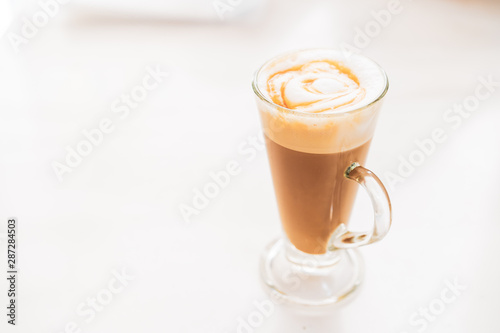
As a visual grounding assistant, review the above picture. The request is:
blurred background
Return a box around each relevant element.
[0,0,499,332]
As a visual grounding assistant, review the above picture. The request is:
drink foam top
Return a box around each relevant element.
[257,49,386,114]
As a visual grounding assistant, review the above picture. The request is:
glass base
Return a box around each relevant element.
[260,238,363,307]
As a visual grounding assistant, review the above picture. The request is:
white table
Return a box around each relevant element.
[0,0,499,332]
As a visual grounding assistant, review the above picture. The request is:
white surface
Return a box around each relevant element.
[0,0,13,38]
[0,0,499,332]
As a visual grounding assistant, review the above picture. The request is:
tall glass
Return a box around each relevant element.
[252,49,391,306]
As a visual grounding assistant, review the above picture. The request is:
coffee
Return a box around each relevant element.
[254,50,386,254]
[265,137,371,254]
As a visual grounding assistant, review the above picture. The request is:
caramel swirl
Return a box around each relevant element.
[266,60,366,113]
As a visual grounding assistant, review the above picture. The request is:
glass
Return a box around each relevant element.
[252,49,391,306]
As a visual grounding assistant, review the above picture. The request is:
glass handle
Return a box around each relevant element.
[331,162,392,249]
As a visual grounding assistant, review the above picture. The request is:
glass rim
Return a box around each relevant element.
[251,48,389,118]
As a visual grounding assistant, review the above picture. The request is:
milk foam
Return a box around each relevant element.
[257,49,386,114]
[254,49,388,154]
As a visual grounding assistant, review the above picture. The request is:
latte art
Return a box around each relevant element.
[266,60,366,113]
